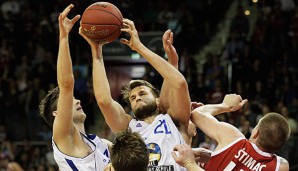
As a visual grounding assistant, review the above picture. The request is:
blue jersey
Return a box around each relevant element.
[129,114,187,171]
[52,133,110,171]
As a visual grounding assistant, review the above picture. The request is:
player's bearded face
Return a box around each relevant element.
[133,100,157,120]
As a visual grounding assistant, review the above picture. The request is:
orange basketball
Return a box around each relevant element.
[81,2,123,43]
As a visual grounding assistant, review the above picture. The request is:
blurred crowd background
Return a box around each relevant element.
[0,0,298,170]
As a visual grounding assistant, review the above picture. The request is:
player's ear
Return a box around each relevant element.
[52,111,58,117]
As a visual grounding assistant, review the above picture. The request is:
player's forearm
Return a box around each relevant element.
[90,45,130,132]
[197,103,230,116]
[135,44,186,89]
[165,48,179,69]
[91,46,113,104]
[159,47,177,110]
[57,38,74,86]
[191,109,221,144]
[159,80,171,113]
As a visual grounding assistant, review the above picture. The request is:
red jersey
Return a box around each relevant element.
[202,138,281,171]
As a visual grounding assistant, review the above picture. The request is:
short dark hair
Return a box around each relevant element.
[257,112,290,152]
[111,129,149,171]
[39,87,59,128]
[121,80,160,105]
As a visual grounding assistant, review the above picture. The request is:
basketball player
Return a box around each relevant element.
[39,4,110,170]
[104,129,149,171]
[79,18,191,170]
[178,94,290,170]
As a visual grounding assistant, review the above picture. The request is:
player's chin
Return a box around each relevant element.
[80,113,87,120]
[76,111,87,118]
[135,103,147,111]
[81,112,87,117]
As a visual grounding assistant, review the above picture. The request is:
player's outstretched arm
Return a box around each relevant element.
[193,94,248,117]
[54,4,80,145]
[191,94,247,149]
[152,30,191,126]
[159,30,196,144]
[159,29,179,113]
[120,19,190,125]
[79,27,132,133]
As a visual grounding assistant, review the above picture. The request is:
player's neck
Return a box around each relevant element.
[142,113,159,124]
[249,139,268,153]
[76,124,85,134]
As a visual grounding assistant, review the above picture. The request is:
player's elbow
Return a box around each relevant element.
[191,109,206,123]
[95,95,113,108]
[58,75,74,87]
[175,77,188,90]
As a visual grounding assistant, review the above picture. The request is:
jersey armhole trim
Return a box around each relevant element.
[212,137,246,157]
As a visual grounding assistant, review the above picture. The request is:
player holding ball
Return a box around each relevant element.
[80,17,194,171]
[79,2,211,171]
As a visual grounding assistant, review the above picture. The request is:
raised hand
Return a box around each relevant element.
[79,27,105,48]
[58,4,80,38]
[222,94,248,112]
[120,18,142,51]
[162,29,179,68]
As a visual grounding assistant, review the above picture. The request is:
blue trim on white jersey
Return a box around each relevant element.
[65,158,79,171]
[80,132,96,147]
[86,133,97,140]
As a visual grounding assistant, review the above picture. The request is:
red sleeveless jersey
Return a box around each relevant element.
[202,138,281,171]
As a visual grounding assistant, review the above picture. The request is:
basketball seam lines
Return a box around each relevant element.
[86,9,122,23]
[101,29,120,39]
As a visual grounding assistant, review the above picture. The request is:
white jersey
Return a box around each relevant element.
[52,133,110,171]
[129,114,187,171]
